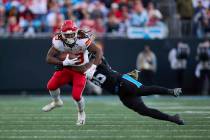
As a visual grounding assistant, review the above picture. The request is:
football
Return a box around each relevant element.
[57,52,78,61]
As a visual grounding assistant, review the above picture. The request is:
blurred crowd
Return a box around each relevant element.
[192,0,210,38]
[0,0,166,37]
[176,0,210,38]
[0,0,209,38]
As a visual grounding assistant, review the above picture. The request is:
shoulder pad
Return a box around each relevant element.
[76,38,92,49]
[52,35,64,51]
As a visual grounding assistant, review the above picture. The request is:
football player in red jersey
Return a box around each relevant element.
[42,20,103,126]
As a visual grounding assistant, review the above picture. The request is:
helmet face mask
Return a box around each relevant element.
[61,31,77,46]
[60,20,78,47]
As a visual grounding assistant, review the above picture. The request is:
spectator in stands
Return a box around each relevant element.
[66,3,77,23]
[176,0,194,36]
[0,0,168,37]
[136,45,157,85]
[24,21,35,37]
[79,12,94,31]
[129,0,148,27]
[141,0,153,7]
[19,8,34,32]
[192,0,210,10]
[7,16,22,34]
[146,2,164,27]
[29,0,47,15]
[118,5,130,34]
[53,13,64,33]
[109,2,122,21]
[8,5,20,20]
[61,0,72,19]
[193,0,206,15]
[93,17,106,36]
[202,8,210,37]
[90,1,108,19]
[193,0,210,38]
[118,0,128,9]
[176,0,193,20]
[106,13,120,33]
[117,4,129,21]
[195,40,210,95]
[73,2,87,20]
[46,0,60,32]
[168,42,190,88]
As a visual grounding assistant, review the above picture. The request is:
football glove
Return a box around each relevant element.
[127,69,140,80]
[62,54,79,66]
[84,64,97,80]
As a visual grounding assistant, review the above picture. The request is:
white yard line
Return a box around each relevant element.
[1,120,210,123]
[1,111,210,116]
[0,124,210,127]
[0,129,209,132]
[0,135,210,139]
[0,113,210,118]
[184,111,210,114]
[1,106,210,110]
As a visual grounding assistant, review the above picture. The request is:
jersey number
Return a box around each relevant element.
[75,53,84,65]
[92,74,107,87]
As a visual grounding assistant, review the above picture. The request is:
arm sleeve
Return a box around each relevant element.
[101,56,112,69]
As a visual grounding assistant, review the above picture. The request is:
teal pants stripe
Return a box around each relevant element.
[122,74,142,88]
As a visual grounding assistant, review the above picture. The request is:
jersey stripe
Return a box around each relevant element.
[85,39,92,46]
[122,74,142,88]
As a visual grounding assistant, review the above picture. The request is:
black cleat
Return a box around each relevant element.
[173,88,182,97]
[173,114,185,125]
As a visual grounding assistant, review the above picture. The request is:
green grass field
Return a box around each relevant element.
[0,95,210,140]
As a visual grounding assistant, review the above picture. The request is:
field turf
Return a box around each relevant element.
[0,95,210,140]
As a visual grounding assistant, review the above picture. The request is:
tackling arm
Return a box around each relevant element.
[83,43,103,79]
[88,42,103,65]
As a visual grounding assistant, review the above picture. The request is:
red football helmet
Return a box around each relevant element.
[60,20,78,46]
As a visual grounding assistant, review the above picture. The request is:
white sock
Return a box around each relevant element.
[75,97,85,113]
[49,88,61,101]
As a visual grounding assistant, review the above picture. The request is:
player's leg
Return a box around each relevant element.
[137,85,182,97]
[42,69,70,112]
[126,70,182,97]
[119,95,184,125]
[71,70,87,126]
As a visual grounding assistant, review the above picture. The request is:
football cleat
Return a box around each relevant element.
[173,88,182,97]
[76,111,86,126]
[42,99,63,112]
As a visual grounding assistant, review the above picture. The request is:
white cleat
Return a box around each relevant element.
[76,111,86,126]
[42,99,63,112]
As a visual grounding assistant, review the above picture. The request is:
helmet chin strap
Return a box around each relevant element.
[66,38,75,44]
[63,40,76,48]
